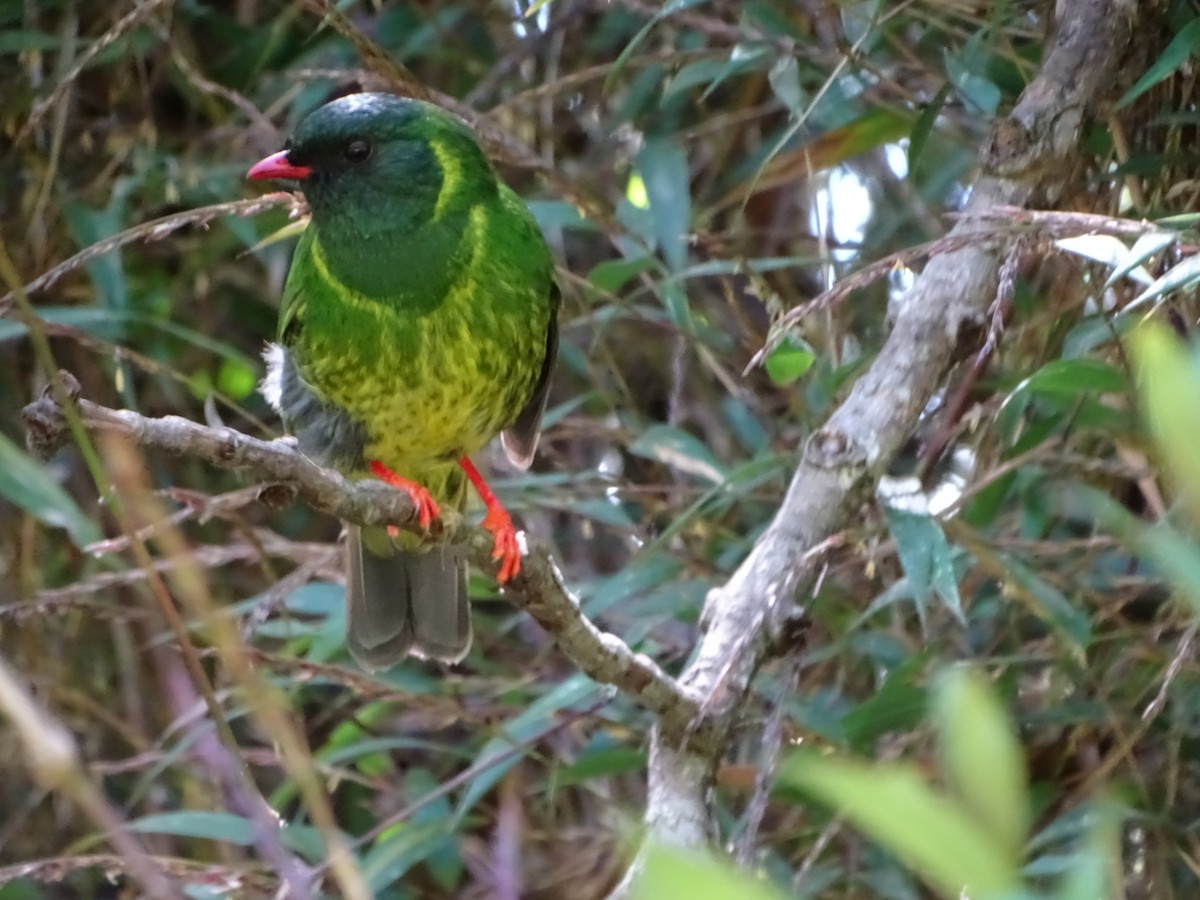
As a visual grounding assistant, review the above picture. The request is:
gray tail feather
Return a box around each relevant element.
[345,525,471,671]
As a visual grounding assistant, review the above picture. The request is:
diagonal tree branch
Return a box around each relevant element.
[21,373,713,749]
[612,0,1137,890]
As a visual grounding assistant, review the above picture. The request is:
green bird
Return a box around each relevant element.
[247,92,557,670]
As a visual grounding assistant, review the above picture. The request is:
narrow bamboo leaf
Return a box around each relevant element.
[587,256,656,294]
[1129,252,1200,310]
[1002,556,1091,649]
[0,431,101,547]
[909,81,953,173]
[1116,18,1200,109]
[783,752,1022,899]
[361,821,452,891]
[883,507,964,625]
[636,137,691,273]
[629,424,727,484]
[130,811,255,845]
[934,668,1029,857]
[1103,231,1176,289]
[1009,358,1127,399]
[454,675,602,820]
[0,30,60,54]
[767,55,803,114]
[1055,234,1153,286]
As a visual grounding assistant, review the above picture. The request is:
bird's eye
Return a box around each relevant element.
[344,139,372,163]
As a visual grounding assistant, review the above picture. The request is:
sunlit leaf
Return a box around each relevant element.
[628,424,727,484]
[1129,252,1200,309]
[1103,230,1176,289]
[1055,234,1153,286]
[1129,322,1200,513]
[782,752,1022,899]
[764,337,815,385]
[635,844,789,900]
[934,668,1029,858]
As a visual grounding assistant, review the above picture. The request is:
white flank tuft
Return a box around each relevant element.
[260,343,285,410]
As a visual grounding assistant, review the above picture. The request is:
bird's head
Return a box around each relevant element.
[248,92,495,234]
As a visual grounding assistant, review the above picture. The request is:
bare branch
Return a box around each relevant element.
[613,0,1137,890]
[20,374,711,747]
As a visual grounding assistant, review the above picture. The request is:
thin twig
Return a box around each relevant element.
[20,376,713,750]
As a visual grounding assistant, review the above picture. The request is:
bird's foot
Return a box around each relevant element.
[459,456,522,583]
[481,502,521,583]
[369,460,440,529]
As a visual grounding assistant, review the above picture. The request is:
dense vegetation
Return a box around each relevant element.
[1,1,1198,898]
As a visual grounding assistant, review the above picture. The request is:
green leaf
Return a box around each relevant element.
[628,424,727,484]
[0,431,101,547]
[764,337,815,385]
[1001,556,1091,649]
[454,674,602,820]
[934,668,1029,858]
[664,49,772,99]
[557,745,647,786]
[1010,358,1127,399]
[0,306,132,344]
[361,821,453,891]
[767,54,803,114]
[944,40,1000,116]
[1130,323,1200,512]
[587,256,656,294]
[782,752,1022,899]
[883,507,964,626]
[635,844,789,900]
[1080,485,1200,616]
[1052,803,1122,900]
[0,30,60,54]
[1116,18,1200,109]
[909,82,953,173]
[130,811,255,845]
[636,137,691,273]
[841,659,928,752]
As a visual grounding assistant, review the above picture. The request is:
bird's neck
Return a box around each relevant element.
[312,211,471,309]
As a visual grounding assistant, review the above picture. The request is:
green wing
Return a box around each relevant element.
[501,282,559,470]
[276,224,315,344]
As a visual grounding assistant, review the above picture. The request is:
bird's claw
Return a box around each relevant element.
[369,460,441,530]
[481,503,521,583]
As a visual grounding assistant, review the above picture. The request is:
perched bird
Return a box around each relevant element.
[247,92,557,670]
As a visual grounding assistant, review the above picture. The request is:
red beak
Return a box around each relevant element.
[247,150,312,181]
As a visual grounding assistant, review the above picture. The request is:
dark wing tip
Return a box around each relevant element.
[500,431,538,470]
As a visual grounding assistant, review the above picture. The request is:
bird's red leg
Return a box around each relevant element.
[369,460,441,530]
[458,456,521,583]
